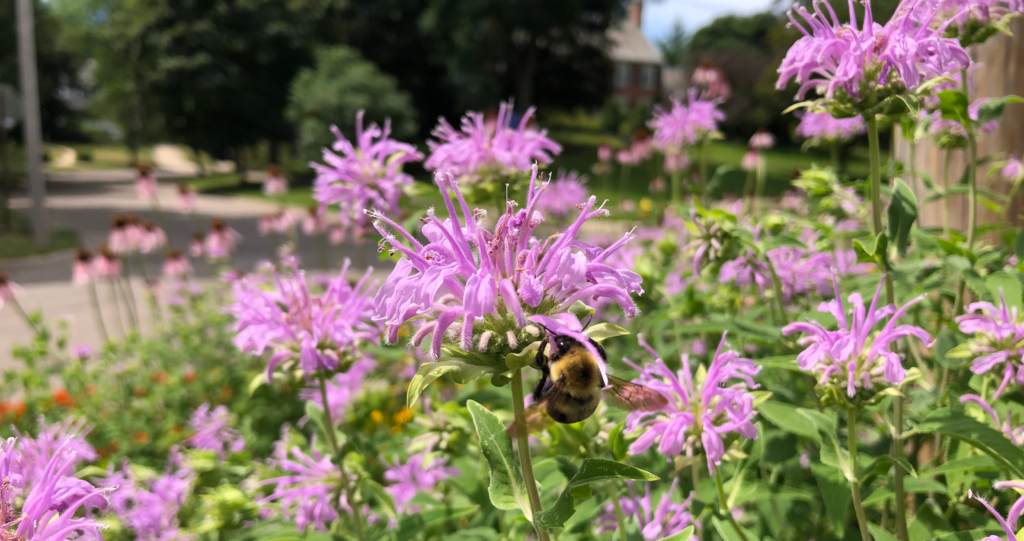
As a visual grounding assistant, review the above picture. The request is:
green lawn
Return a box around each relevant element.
[0,212,80,259]
[187,173,317,207]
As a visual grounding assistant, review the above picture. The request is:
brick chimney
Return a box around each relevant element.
[628,0,643,27]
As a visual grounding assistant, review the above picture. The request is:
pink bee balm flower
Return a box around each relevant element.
[93,246,122,278]
[776,0,971,101]
[740,149,761,171]
[264,164,288,196]
[955,295,1024,399]
[382,448,460,515]
[108,214,142,254]
[162,250,191,279]
[302,206,328,236]
[12,417,98,488]
[189,233,204,258]
[2,437,110,541]
[748,128,775,150]
[176,182,197,214]
[692,59,731,100]
[783,275,933,397]
[258,210,297,236]
[597,479,698,540]
[796,112,866,143]
[649,89,725,152]
[1004,156,1024,182]
[312,111,423,236]
[371,166,642,359]
[970,481,1024,541]
[664,152,689,173]
[533,170,589,220]
[185,403,245,457]
[138,221,167,254]
[328,225,345,246]
[598,144,613,162]
[136,165,158,200]
[72,249,94,286]
[99,447,193,541]
[261,444,346,532]
[649,177,667,193]
[425,101,561,180]
[72,344,94,359]
[204,218,241,259]
[228,258,378,381]
[625,333,760,474]
[911,0,1024,44]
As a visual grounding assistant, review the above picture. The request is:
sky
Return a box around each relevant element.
[641,0,780,42]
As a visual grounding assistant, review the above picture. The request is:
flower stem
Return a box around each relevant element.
[831,144,840,173]
[764,257,789,326]
[743,168,755,216]
[511,368,550,541]
[10,297,41,335]
[714,469,749,541]
[962,69,979,252]
[318,372,366,541]
[607,483,630,541]
[755,156,767,216]
[106,279,125,337]
[865,116,895,304]
[700,139,710,192]
[848,408,873,541]
[942,150,952,238]
[88,281,108,342]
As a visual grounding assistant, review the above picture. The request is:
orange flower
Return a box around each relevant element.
[85,385,96,396]
[97,441,120,458]
[133,386,147,398]
[132,432,149,444]
[392,406,413,426]
[53,389,74,408]
[183,372,197,384]
[150,372,169,384]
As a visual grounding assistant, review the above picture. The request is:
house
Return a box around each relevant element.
[607,1,663,109]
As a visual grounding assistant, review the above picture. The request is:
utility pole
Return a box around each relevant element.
[16,0,49,247]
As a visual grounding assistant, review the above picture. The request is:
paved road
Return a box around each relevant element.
[0,168,388,370]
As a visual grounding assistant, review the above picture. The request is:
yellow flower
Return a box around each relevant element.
[393,406,413,426]
[370,410,384,423]
[639,198,654,218]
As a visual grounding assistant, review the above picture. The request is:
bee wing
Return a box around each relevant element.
[604,375,669,412]
[507,400,554,438]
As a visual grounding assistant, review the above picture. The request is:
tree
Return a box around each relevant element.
[286,47,417,163]
[658,21,688,67]
[0,0,86,142]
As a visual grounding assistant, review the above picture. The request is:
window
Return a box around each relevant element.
[640,65,658,90]
[613,63,632,88]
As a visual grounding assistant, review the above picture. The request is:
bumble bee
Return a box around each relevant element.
[509,329,668,436]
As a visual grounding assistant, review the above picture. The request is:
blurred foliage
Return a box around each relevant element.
[0,0,87,142]
[285,46,417,163]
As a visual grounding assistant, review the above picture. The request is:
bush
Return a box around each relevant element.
[286,46,417,163]
[598,97,625,133]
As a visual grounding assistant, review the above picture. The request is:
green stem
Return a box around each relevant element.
[866,116,885,241]
[511,369,550,541]
[743,168,755,216]
[10,297,41,335]
[608,483,630,541]
[88,281,108,342]
[755,156,767,216]
[700,139,710,192]
[318,373,366,541]
[943,150,952,238]
[106,279,125,337]
[962,69,979,252]
[831,144,841,174]
[848,408,874,541]
[672,170,682,204]
[765,257,789,326]
[620,165,630,193]
[714,469,749,541]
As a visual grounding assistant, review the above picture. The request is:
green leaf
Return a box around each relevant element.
[868,523,900,541]
[608,422,628,462]
[854,232,889,269]
[657,526,695,541]
[1015,230,1024,258]
[466,400,532,518]
[915,407,1024,477]
[934,330,965,369]
[762,234,808,251]
[585,322,631,342]
[937,90,969,124]
[534,459,658,531]
[505,342,540,372]
[712,517,754,541]
[395,506,476,541]
[304,401,330,447]
[758,401,822,444]
[408,361,493,408]
[248,372,267,395]
[887,178,918,257]
[812,464,850,537]
[925,454,1001,476]
[756,355,801,372]
[987,272,1023,312]
[975,95,1024,124]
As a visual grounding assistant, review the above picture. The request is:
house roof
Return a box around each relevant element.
[607,20,663,65]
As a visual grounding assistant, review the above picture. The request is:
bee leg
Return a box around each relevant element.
[531,338,550,401]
